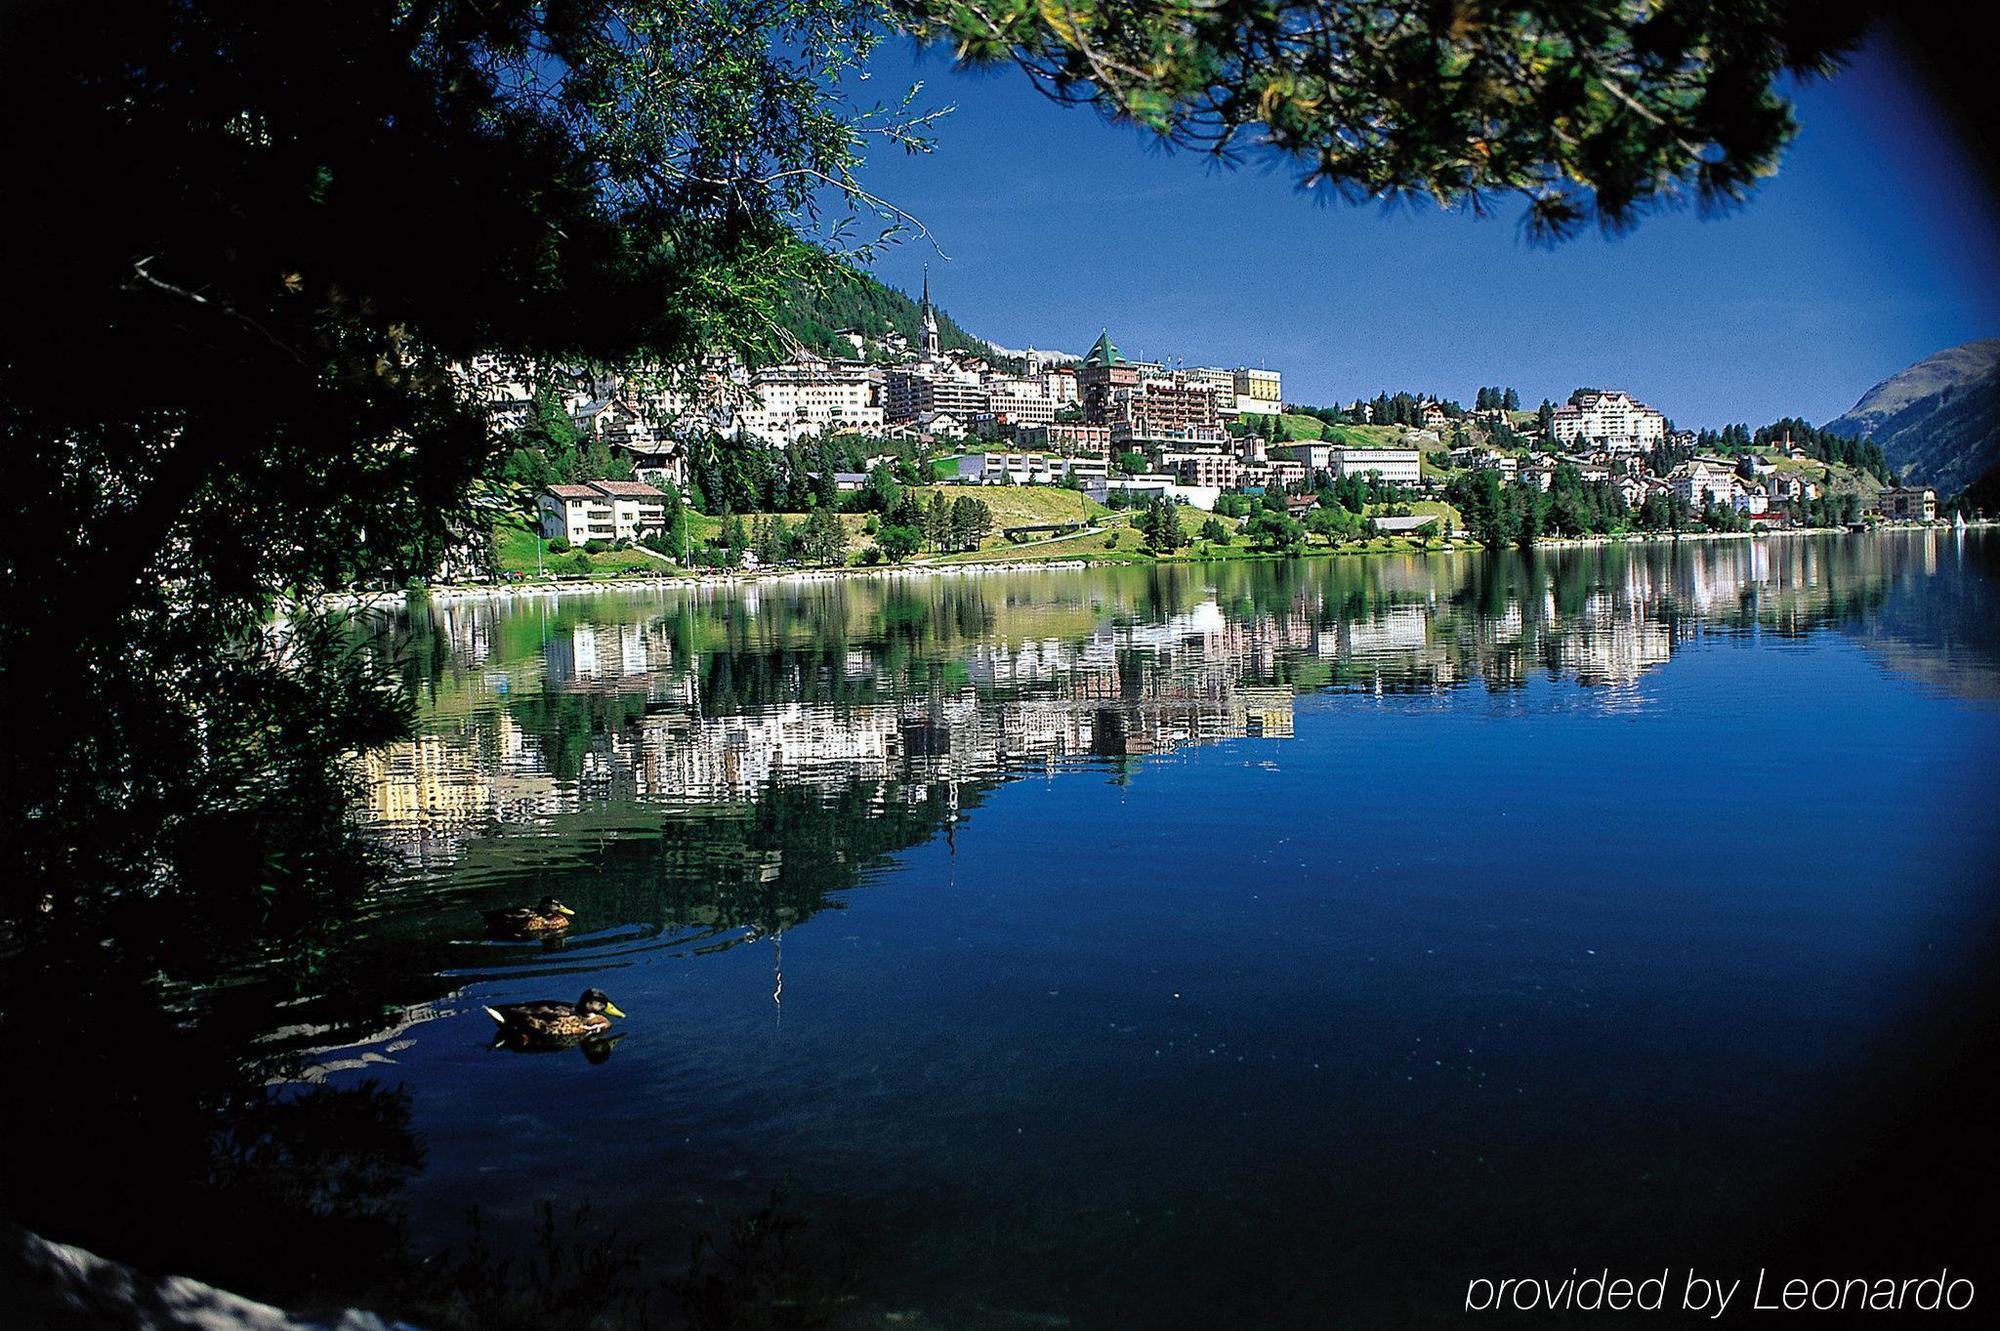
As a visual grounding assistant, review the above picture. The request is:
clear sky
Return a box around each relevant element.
[844,34,2000,430]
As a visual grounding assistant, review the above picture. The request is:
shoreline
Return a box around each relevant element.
[320,520,1986,612]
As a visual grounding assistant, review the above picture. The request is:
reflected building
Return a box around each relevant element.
[350,534,1933,862]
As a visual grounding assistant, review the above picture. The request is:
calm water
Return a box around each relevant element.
[307,533,1998,1324]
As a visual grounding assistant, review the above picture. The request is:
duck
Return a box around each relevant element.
[484,988,626,1049]
[482,896,575,936]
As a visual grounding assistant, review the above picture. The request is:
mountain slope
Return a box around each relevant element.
[771,266,1010,367]
[1826,340,2000,494]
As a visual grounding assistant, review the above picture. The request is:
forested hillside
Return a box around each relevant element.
[771,265,1011,367]
[1675,418,1895,485]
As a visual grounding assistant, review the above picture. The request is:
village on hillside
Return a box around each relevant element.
[450,275,1944,580]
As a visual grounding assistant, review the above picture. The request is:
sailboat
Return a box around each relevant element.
[1954,509,1968,531]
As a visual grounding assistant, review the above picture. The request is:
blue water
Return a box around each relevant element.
[330,531,1998,1325]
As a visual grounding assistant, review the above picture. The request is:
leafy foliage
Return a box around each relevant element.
[877,524,924,561]
[2,0,902,940]
[905,1,1876,238]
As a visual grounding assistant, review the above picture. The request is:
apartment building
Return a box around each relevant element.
[1130,378,1221,433]
[1243,459,1308,491]
[1187,367,1240,415]
[1232,367,1282,417]
[1878,486,1938,521]
[886,367,992,423]
[1549,390,1667,450]
[1269,442,1336,473]
[539,480,671,543]
[1332,447,1422,485]
[1162,450,1244,489]
[1017,422,1113,457]
[1077,330,1142,424]
[984,377,1062,428]
[954,452,1109,485]
[1671,461,1739,511]
[737,361,883,442]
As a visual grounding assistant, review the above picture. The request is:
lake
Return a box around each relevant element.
[137,533,2000,1324]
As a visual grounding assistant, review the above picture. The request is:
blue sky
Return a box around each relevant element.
[843,34,2000,429]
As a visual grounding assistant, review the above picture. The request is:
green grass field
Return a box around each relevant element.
[1279,413,1327,441]
[492,520,677,577]
[1399,499,1465,528]
[905,484,1106,530]
[1324,423,1411,448]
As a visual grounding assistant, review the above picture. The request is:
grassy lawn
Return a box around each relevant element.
[905,483,1105,531]
[943,529,1146,564]
[1397,499,1465,529]
[492,519,677,577]
[942,500,1240,565]
[1324,423,1410,448]
[1279,412,1327,440]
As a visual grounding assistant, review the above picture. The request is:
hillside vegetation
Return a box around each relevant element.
[772,265,1009,367]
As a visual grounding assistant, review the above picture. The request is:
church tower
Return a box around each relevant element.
[920,266,941,364]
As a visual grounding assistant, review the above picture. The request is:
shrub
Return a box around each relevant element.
[546,535,571,553]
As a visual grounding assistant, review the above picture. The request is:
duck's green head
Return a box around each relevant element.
[578,988,626,1019]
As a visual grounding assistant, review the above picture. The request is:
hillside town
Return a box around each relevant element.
[454,272,1942,571]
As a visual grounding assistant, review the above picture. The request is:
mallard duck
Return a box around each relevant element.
[484,988,626,1049]
[483,896,575,936]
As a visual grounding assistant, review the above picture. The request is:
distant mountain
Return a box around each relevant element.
[1826,340,2000,495]
[985,341,1082,365]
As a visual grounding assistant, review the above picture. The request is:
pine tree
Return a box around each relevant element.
[924,492,950,550]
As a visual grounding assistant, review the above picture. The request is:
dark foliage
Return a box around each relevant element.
[906,1,1880,239]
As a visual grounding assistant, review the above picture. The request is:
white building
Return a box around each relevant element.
[1549,390,1667,451]
[1671,461,1738,511]
[539,480,670,544]
[983,375,1063,428]
[737,360,883,442]
[952,452,1109,485]
[1162,449,1244,490]
[1331,447,1422,485]
[1085,476,1222,511]
[1270,442,1336,473]
[886,367,991,423]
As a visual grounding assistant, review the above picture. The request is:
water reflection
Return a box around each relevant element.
[354,533,1982,865]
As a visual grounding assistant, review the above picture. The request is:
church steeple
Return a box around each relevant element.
[919,265,940,364]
